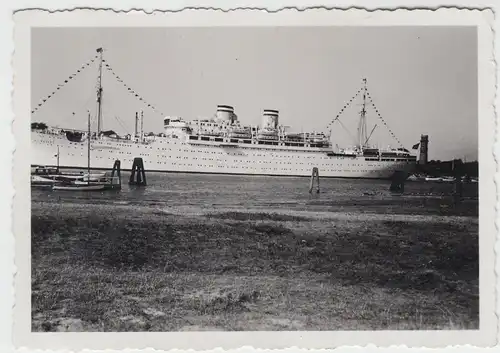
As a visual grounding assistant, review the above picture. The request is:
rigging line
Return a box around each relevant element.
[113,116,127,134]
[364,124,378,146]
[114,115,130,135]
[59,92,96,126]
[31,53,100,115]
[116,115,130,133]
[365,90,405,148]
[326,89,362,129]
[103,60,166,117]
[327,116,340,132]
[326,85,364,146]
[337,119,357,146]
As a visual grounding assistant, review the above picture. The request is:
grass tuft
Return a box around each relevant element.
[31,201,479,331]
[206,211,312,222]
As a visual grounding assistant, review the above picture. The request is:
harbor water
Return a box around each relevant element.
[31,172,478,216]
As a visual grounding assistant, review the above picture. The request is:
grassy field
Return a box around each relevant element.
[31,196,479,331]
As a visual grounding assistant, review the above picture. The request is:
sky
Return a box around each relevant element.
[31,26,478,161]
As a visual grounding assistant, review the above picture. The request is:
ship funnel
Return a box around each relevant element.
[262,109,279,129]
[216,105,237,123]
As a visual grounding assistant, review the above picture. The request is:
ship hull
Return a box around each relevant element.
[31,132,416,179]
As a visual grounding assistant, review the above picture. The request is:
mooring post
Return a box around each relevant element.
[453,175,463,205]
[309,167,320,194]
[129,157,147,186]
[452,161,464,205]
[110,159,122,188]
[389,170,406,193]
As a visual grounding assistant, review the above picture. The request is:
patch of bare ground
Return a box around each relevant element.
[31,201,478,331]
[206,211,313,222]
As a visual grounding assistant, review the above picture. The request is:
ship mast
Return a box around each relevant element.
[87,110,91,185]
[96,47,104,135]
[357,78,368,150]
[56,146,60,172]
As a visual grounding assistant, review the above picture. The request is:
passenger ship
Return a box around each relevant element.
[31,49,417,179]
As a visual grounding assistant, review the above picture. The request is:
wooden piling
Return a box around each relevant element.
[129,157,147,186]
[452,160,464,205]
[309,167,320,194]
[453,176,463,205]
[389,170,406,193]
[110,159,122,189]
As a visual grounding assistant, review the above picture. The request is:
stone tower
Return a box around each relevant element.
[419,135,429,165]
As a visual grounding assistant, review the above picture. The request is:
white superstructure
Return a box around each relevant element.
[31,105,416,179]
[30,49,417,178]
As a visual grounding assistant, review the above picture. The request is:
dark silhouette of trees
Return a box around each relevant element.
[31,122,48,130]
[416,159,478,178]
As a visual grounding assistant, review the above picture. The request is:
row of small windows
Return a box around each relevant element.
[56,150,411,165]
[61,155,405,172]
[51,140,415,161]
[59,156,386,173]
[61,146,414,163]
[39,136,416,158]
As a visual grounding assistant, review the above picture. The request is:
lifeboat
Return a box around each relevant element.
[199,131,224,137]
[257,129,279,140]
[285,133,303,142]
[227,127,252,139]
[66,131,85,142]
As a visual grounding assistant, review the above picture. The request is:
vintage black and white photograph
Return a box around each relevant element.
[12,7,496,350]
